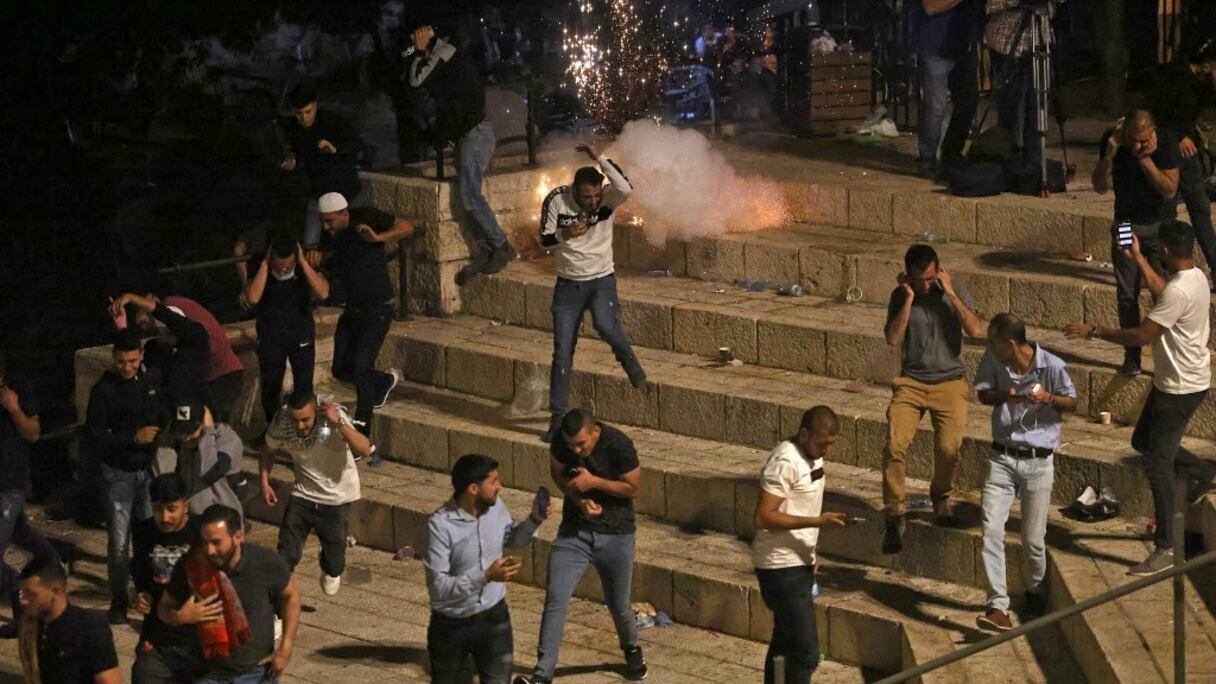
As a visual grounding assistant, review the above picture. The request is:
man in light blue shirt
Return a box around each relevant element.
[425,454,551,683]
[973,313,1076,632]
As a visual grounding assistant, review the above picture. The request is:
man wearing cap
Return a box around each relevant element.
[279,82,362,264]
[153,402,244,522]
[318,191,414,450]
[404,18,515,284]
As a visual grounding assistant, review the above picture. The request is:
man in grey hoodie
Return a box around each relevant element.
[153,400,244,524]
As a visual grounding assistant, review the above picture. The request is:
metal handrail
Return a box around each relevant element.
[875,542,1216,683]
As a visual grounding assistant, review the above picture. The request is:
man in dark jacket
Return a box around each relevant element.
[280,83,362,264]
[405,18,514,285]
[86,329,162,625]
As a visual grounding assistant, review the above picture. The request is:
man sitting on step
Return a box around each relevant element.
[1066,220,1216,577]
[974,313,1076,632]
[881,244,986,554]
[537,142,646,443]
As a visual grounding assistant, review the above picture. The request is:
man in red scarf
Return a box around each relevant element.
[156,505,300,683]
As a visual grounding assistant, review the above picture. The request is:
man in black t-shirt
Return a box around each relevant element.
[1094,110,1182,376]
[18,558,120,684]
[244,242,330,430]
[0,354,62,638]
[318,191,417,454]
[131,474,201,684]
[157,504,301,683]
[515,409,648,684]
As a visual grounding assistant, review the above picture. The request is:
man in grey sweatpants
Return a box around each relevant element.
[513,409,648,683]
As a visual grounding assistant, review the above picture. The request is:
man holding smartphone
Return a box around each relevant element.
[425,454,551,684]
[973,314,1076,632]
[515,410,647,683]
[1093,109,1181,377]
[882,244,986,554]
[752,406,848,684]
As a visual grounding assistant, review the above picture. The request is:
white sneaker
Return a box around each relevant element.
[874,119,900,138]
[321,573,342,596]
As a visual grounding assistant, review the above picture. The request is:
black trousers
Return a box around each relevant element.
[332,305,393,435]
[427,600,514,684]
[1131,388,1216,548]
[756,565,819,684]
[1111,221,1164,363]
[276,497,350,577]
[257,334,316,423]
[205,370,244,425]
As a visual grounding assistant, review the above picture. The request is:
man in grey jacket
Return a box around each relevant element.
[153,401,244,524]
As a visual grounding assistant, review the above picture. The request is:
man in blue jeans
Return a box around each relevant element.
[405,18,515,284]
[86,329,163,626]
[538,142,646,443]
[973,314,1076,632]
[514,410,647,683]
[907,0,979,178]
[752,405,848,684]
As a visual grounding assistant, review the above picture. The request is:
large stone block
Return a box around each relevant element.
[413,220,473,262]
[672,305,758,362]
[665,471,736,533]
[449,427,517,481]
[828,600,902,672]
[757,319,827,375]
[952,271,1010,319]
[976,201,1086,250]
[1086,371,1150,425]
[894,518,978,587]
[524,282,556,331]
[380,415,448,472]
[1009,278,1086,329]
[595,374,660,428]
[627,229,687,274]
[824,331,901,385]
[892,193,978,242]
[446,347,514,401]
[512,441,552,491]
[724,395,782,450]
[686,237,746,282]
[744,241,801,285]
[406,258,464,316]
[659,384,726,441]
[460,274,526,325]
[1095,455,1153,518]
[391,504,431,552]
[348,499,395,552]
[672,570,751,639]
[798,248,849,297]
[848,189,894,233]
[783,182,849,226]
[392,336,446,387]
[850,255,902,307]
[1083,215,1114,258]
[616,297,674,351]
[635,465,667,519]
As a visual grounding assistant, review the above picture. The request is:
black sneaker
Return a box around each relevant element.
[1022,590,1048,618]
[541,414,561,444]
[624,646,648,680]
[626,363,648,389]
[882,515,906,555]
[932,498,959,527]
[455,244,494,286]
[483,241,517,275]
[1116,357,1141,378]
[513,676,551,684]
[107,605,128,626]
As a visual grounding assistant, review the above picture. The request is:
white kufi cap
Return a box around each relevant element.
[317,192,349,214]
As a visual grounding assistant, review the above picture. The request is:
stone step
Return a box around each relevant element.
[241,454,1082,681]
[379,315,1216,519]
[464,260,1216,442]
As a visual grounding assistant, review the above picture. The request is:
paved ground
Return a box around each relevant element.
[0,508,872,683]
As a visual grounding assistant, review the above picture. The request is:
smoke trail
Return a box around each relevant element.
[606,119,790,245]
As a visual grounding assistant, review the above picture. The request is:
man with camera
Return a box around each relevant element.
[882,244,986,554]
[1093,110,1181,377]
[1067,221,1215,576]
[973,313,1076,632]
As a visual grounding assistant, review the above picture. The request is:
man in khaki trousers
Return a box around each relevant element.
[881,244,986,554]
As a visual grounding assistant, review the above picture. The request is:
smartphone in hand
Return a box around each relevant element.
[536,486,551,512]
[1116,222,1133,249]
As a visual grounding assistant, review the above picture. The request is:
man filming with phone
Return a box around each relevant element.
[425,454,551,684]
[751,405,849,684]
[973,313,1076,632]
[1093,109,1181,377]
[881,244,986,554]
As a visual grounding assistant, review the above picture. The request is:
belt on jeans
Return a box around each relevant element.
[432,599,506,623]
[992,442,1053,459]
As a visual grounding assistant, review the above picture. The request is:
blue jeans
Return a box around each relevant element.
[428,600,513,684]
[535,531,637,679]
[196,672,276,684]
[0,489,60,621]
[755,565,819,684]
[917,52,977,166]
[992,52,1040,167]
[456,121,506,249]
[102,463,152,609]
[981,452,1053,611]
[549,275,643,416]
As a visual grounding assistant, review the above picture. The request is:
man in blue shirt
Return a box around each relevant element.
[425,454,551,684]
[907,0,979,178]
[973,313,1076,632]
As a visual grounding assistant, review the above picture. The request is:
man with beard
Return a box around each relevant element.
[425,454,552,684]
[261,391,367,596]
[17,559,120,683]
[158,504,301,683]
[131,474,201,683]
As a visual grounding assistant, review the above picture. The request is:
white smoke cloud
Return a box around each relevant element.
[606,120,790,245]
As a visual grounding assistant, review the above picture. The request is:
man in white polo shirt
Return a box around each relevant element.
[751,405,848,684]
[261,390,369,595]
[1067,219,1216,576]
[538,142,646,443]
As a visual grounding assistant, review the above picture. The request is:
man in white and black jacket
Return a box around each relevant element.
[537,143,646,443]
[405,18,514,284]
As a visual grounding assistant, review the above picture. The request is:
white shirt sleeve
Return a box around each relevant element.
[598,156,634,209]
[1147,281,1189,330]
[760,456,798,498]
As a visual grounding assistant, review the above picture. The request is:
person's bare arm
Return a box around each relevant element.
[753,491,847,531]
[93,668,122,684]
[296,243,330,300]
[937,268,986,337]
[550,455,584,505]
[245,255,270,306]
[923,0,963,15]
[357,217,415,244]
[1065,320,1165,349]
[1139,157,1180,199]
[259,576,300,679]
[325,402,371,460]
[884,285,914,346]
[0,389,38,443]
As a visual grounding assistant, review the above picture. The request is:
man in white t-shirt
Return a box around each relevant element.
[261,391,369,595]
[1066,220,1216,576]
[538,142,646,443]
[751,406,848,684]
